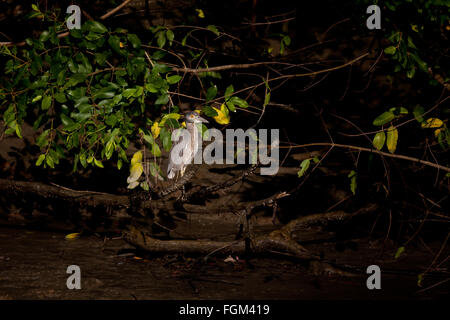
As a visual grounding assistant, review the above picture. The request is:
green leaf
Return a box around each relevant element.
[228,96,248,108]
[122,88,137,98]
[226,101,236,112]
[93,158,104,168]
[407,67,416,79]
[384,46,397,55]
[181,31,193,46]
[32,95,42,103]
[61,114,74,126]
[46,154,55,168]
[15,124,22,138]
[36,130,50,148]
[152,63,171,74]
[410,53,428,72]
[133,86,144,97]
[417,273,424,287]
[202,105,218,117]
[167,75,182,84]
[41,95,52,110]
[151,142,161,157]
[160,127,172,151]
[297,159,310,178]
[373,111,395,126]
[389,107,408,115]
[108,35,123,55]
[372,131,386,150]
[348,170,357,195]
[157,30,166,48]
[36,154,46,166]
[39,30,50,42]
[165,29,174,45]
[84,21,108,34]
[149,162,164,181]
[127,33,141,49]
[263,92,271,107]
[394,246,405,259]
[386,125,399,153]
[140,181,149,191]
[160,113,181,126]
[413,105,425,123]
[155,93,169,105]
[54,92,67,103]
[224,85,234,98]
[206,25,220,36]
[205,85,217,102]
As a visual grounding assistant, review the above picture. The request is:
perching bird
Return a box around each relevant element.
[167,111,208,179]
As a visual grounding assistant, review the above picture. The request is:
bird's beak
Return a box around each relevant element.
[197,116,209,123]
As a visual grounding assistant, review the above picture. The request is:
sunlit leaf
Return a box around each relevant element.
[212,103,230,125]
[373,131,386,150]
[373,111,395,126]
[131,151,143,166]
[384,46,396,55]
[394,246,405,259]
[207,25,220,36]
[127,162,143,183]
[65,233,80,240]
[386,125,398,153]
[93,158,104,168]
[297,159,310,178]
[127,180,140,189]
[151,121,161,139]
[348,170,357,195]
[36,154,45,166]
[196,9,205,18]
[421,118,443,129]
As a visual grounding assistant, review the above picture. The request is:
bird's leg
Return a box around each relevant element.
[180,184,186,201]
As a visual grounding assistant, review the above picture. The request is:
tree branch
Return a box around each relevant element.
[0,0,134,47]
[283,142,450,173]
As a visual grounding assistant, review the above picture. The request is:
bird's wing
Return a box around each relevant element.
[167,133,187,176]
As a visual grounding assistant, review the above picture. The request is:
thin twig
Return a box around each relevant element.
[280,142,450,173]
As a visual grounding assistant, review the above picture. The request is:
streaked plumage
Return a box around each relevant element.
[167,111,208,179]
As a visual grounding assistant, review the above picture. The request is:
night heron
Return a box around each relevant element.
[167,111,208,179]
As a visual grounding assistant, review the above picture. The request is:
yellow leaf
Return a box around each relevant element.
[194,109,201,114]
[417,273,424,287]
[133,256,143,260]
[421,118,443,129]
[65,233,80,240]
[119,42,125,48]
[196,9,205,18]
[181,121,186,128]
[434,128,442,137]
[151,121,161,139]
[213,103,230,125]
[130,151,143,166]
[127,162,143,183]
[386,125,398,153]
[127,180,140,189]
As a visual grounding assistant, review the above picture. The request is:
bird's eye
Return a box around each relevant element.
[190,115,194,118]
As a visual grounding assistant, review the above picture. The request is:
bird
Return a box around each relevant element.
[167,111,208,179]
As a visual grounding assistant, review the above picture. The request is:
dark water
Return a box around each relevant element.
[0,226,447,299]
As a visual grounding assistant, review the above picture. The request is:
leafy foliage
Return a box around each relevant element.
[0,5,250,186]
